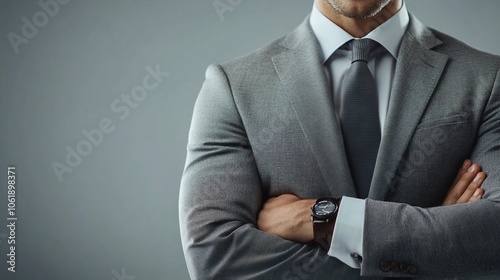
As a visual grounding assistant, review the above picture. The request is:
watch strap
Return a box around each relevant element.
[312,197,341,251]
[313,219,335,250]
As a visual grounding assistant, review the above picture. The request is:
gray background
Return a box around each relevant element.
[0,0,499,279]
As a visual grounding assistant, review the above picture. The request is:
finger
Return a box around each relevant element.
[443,163,479,205]
[468,188,484,203]
[456,172,486,204]
[450,160,472,190]
[443,163,481,205]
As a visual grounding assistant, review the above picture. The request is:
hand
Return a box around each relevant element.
[258,160,485,242]
[442,159,485,206]
[257,194,316,243]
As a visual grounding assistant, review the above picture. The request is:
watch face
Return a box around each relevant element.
[313,200,336,217]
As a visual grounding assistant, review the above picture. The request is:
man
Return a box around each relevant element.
[180,0,500,278]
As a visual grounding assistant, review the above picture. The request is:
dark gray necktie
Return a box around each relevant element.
[340,39,381,199]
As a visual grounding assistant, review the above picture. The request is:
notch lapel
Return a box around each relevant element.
[272,19,357,197]
[369,15,449,200]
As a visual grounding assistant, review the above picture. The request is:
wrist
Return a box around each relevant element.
[311,197,342,250]
[292,199,316,243]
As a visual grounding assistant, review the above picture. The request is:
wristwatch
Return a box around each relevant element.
[311,197,342,250]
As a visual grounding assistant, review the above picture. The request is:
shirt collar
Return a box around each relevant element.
[310,1,410,63]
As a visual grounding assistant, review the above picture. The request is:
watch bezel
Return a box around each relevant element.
[311,197,339,220]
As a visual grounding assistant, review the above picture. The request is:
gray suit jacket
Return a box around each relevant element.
[180,13,500,279]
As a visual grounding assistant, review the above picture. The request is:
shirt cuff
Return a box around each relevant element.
[328,196,365,269]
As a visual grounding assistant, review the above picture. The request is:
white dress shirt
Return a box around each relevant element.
[309,2,410,269]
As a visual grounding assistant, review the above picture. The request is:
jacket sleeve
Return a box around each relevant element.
[179,64,362,280]
[361,68,500,278]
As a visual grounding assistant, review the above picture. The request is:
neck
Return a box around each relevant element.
[315,0,402,38]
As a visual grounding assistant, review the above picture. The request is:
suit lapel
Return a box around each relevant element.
[272,15,449,200]
[272,19,357,197]
[369,14,449,200]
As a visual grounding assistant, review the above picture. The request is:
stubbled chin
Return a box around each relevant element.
[327,0,390,19]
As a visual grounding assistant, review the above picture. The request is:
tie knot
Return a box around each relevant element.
[350,39,378,63]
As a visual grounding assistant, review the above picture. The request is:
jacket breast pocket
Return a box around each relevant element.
[415,113,469,131]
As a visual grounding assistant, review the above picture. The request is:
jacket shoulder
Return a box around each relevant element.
[214,17,312,76]
[221,37,286,70]
[430,28,500,68]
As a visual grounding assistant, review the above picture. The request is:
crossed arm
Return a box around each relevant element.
[180,65,500,279]
[257,160,485,245]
